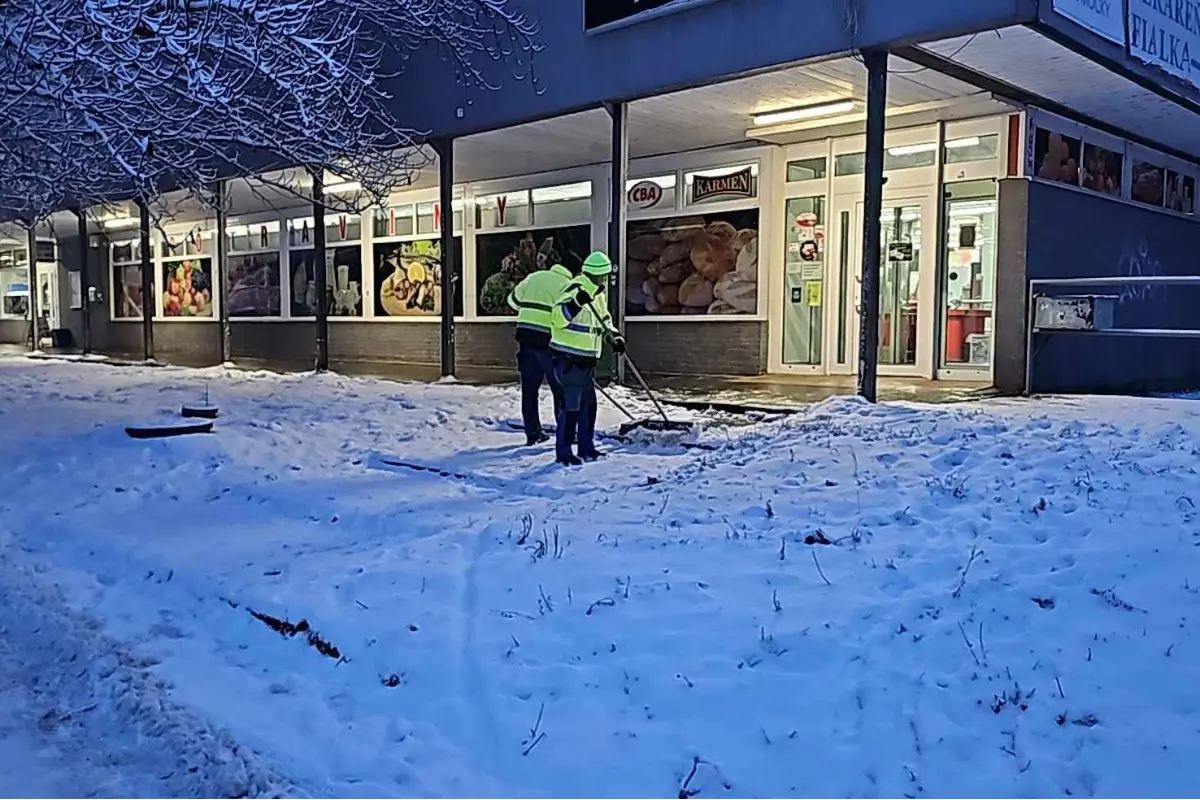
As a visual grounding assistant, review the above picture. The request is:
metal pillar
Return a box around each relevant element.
[857,49,889,403]
[434,137,456,378]
[137,199,154,361]
[605,101,628,384]
[74,208,91,354]
[213,181,231,364]
[25,224,39,352]
[311,170,329,371]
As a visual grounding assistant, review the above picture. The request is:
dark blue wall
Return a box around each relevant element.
[1027,180,1200,393]
[388,0,1035,138]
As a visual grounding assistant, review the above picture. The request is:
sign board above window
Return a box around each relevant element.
[584,0,722,32]
[687,165,757,205]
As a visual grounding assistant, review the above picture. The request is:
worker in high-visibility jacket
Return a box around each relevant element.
[549,251,625,466]
[507,263,573,445]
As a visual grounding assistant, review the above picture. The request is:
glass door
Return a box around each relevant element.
[940,181,997,374]
[781,196,826,367]
[846,198,929,375]
[35,264,58,343]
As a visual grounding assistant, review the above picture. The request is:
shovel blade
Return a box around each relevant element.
[617,418,694,436]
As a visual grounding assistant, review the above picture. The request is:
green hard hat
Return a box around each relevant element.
[581,251,613,276]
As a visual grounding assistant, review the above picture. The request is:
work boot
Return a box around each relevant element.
[526,431,550,446]
[556,453,582,467]
[579,448,605,461]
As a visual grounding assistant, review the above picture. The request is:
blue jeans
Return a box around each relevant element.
[517,344,563,440]
[553,358,598,459]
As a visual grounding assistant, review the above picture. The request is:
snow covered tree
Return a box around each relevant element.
[0,0,539,222]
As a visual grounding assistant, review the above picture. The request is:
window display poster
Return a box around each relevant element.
[161,258,213,317]
[113,264,147,318]
[626,210,758,316]
[1081,142,1123,196]
[69,271,81,310]
[1131,161,1165,207]
[475,226,589,316]
[226,252,281,317]
[1033,128,1081,186]
[1166,170,1195,214]
[289,246,363,317]
[373,237,464,317]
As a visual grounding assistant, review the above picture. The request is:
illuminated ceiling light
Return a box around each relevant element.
[886,142,937,157]
[100,216,140,230]
[752,100,856,126]
[945,136,981,149]
[323,181,363,194]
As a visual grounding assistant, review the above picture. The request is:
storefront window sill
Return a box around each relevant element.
[228,317,289,323]
[157,317,216,323]
[468,317,519,323]
[1027,176,1198,221]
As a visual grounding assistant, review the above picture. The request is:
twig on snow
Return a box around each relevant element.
[957,621,982,667]
[586,597,616,616]
[811,550,832,586]
[978,620,989,667]
[354,599,368,610]
[951,545,983,599]
[1055,676,1065,698]
[772,589,782,613]
[779,537,786,562]
[522,702,546,756]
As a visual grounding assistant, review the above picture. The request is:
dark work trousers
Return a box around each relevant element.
[553,358,598,460]
[517,344,564,442]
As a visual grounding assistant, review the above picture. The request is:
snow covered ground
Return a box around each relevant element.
[1,356,1199,798]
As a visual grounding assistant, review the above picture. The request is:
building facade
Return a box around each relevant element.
[6,0,1200,393]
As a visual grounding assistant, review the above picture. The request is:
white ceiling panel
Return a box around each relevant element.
[919,26,1200,160]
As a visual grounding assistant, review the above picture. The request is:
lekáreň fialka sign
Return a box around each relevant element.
[1128,0,1200,88]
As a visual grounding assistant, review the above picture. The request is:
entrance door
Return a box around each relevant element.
[939,180,997,378]
[35,264,58,344]
[829,193,937,377]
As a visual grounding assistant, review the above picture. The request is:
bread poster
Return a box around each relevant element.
[625,210,759,315]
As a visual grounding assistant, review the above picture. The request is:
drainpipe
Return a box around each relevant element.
[74,207,91,354]
[605,100,628,384]
[25,224,39,352]
[214,180,230,364]
[857,49,889,403]
[137,198,154,362]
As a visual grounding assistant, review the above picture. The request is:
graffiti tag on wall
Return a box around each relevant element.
[1117,239,1166,307]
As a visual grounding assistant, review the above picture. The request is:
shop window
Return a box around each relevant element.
[226,252,282,317]
[684,164,759,206]
[162,228,214,258]
[110,240,151,319]
[476,226,591,317]
[1166,170,1195,214]
[944,134,1000,165]
[786,158,827,182]
[626,209,759,317]
[782,197,825,365]
[373,237,464,318]
[1032,128,1081,186]
[289,245,364,317]
[475,191,532,231]
[227,220,282,252]
[1080,141,1123,196]
[626,175,677,213]
[374,204,416,238]
[1131,160,1166,207]
[160,258,214,318]
[0,252,28,318]
[531,182,592,227]
[287,215,363,247]
[416,201,465,236]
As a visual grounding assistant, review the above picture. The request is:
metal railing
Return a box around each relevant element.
[1025,275,1200,395]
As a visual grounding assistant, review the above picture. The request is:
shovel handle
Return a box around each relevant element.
[580,294,672,425]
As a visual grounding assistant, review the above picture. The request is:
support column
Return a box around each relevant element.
[857,49,888,403]
[311,169,329,371]
[605,101,628,383]
[25,224,39,352]
[74,208,91,354]
[434,137,456,378]
[214,181,231,364]
[137,199,154,361]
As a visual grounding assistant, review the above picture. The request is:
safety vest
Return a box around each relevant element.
[507,264,572,335]
[549,273,616,360]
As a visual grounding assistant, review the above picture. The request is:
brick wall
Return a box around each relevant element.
[625,320,766,376]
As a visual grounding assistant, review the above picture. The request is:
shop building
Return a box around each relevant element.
[10,0,1200,393]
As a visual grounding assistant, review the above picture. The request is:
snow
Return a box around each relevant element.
[1,355,1200,797]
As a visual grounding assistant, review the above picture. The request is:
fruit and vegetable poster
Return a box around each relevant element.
[475,226,589,317]
[226,253,281,317]
[160,259,213,317]
[373,238,463,318]
[625,209,758,316]
[289,246,363,317]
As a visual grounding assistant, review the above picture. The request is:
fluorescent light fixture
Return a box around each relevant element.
[323,181,362,194]
[886,137,982,157]
[100,216,140,230]
[752,100,856,126]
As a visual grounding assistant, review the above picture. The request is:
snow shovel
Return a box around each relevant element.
[580,297,692,436]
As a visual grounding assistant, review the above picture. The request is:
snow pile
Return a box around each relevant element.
[1,356,1199,797]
